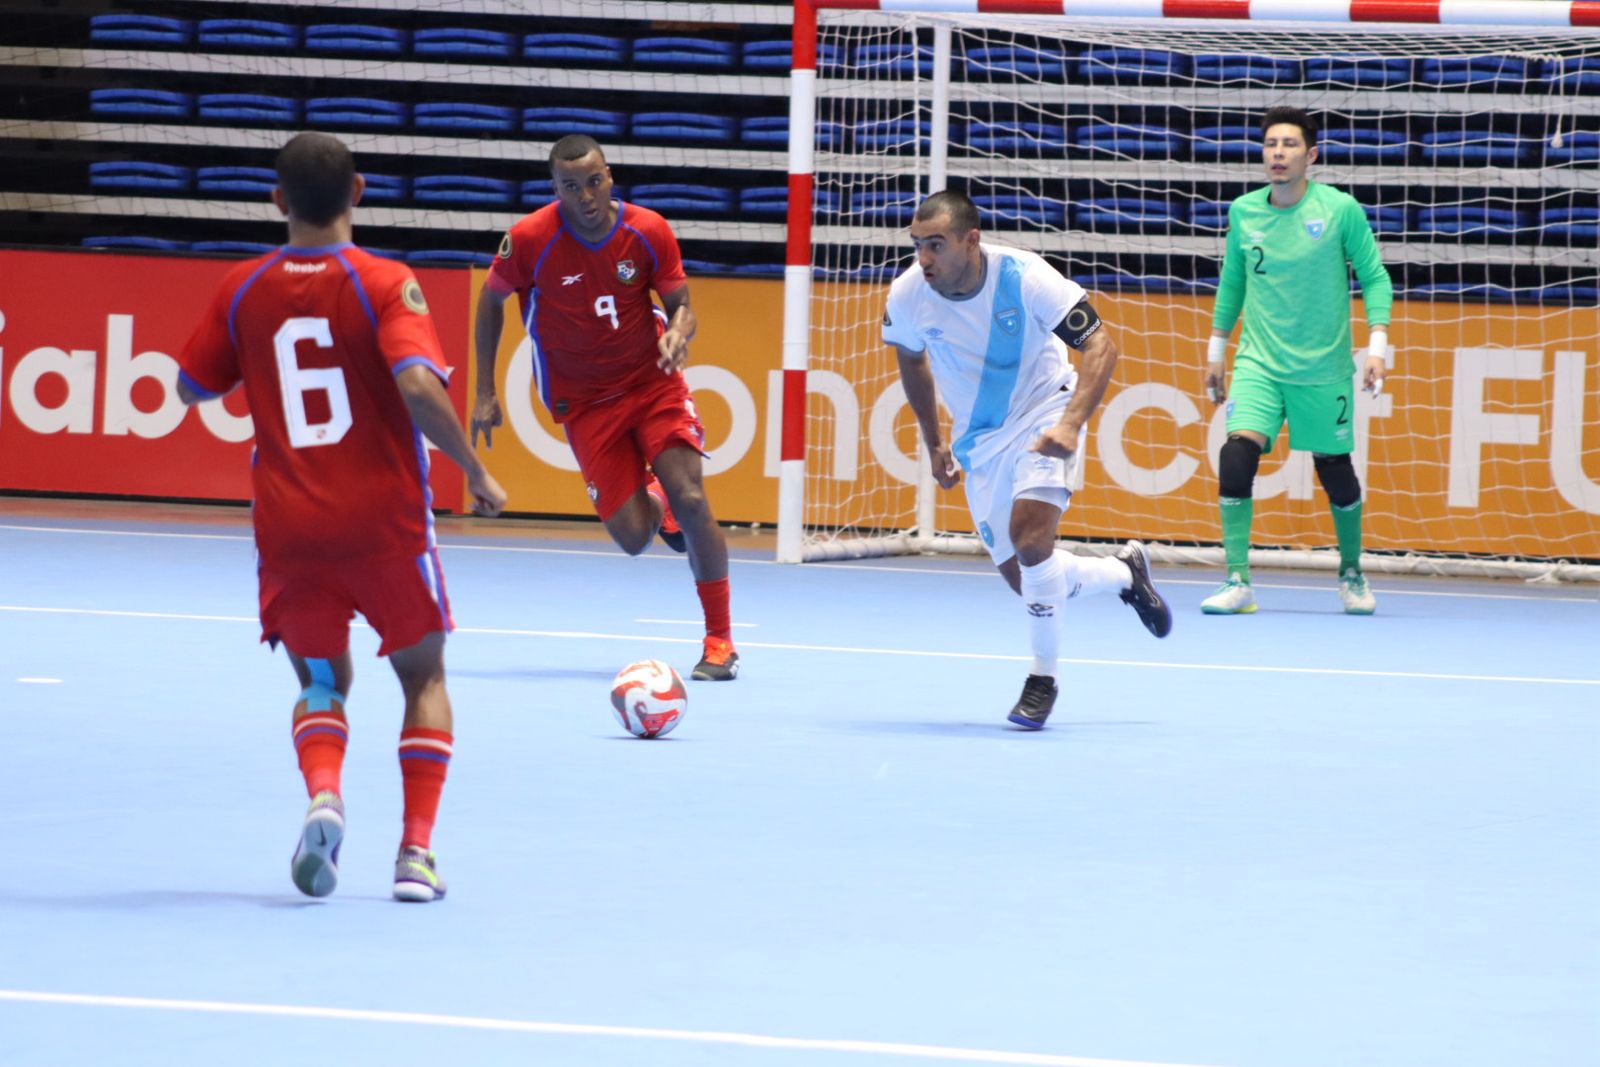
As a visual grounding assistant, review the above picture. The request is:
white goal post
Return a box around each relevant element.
[776,0,1600,581]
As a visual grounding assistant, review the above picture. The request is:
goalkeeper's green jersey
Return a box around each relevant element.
[1212,181,1393,384]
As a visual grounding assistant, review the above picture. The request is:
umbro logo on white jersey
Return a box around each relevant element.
[562,273,584,285]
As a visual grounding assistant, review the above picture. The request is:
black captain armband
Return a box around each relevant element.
[1053,300,1103,350]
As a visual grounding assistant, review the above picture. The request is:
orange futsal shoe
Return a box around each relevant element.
[645,474,686,553]
[692,636,739,681]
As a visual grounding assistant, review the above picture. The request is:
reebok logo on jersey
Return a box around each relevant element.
[1306,219,1326,239]
[283,262,327,274]
[562,273,584,286]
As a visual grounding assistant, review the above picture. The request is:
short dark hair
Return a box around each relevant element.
[914,190,981,235]
[1260,106,1318,148]
[274,132,355,226]
[549,134,605,170]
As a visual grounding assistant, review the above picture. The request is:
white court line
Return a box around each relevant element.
[16,677,62,684]
[635,618,758,628]
[3,523,1594,603]
[2,604,1595,687]
[0,990,1225,1067]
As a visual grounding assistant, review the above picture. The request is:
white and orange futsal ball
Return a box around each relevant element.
[610,659,687,738]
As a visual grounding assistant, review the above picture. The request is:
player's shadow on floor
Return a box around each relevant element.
[840,720,1154,737]
[0,889,353,910]
[451,667,617,682]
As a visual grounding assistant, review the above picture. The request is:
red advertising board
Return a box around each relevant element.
[0,249,470,510]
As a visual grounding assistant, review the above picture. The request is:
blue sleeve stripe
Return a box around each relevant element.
[391,355,447,381]
[333,251,380,331]
[226,250,287,348]
[177,369,223,400]
[622,223,661,271]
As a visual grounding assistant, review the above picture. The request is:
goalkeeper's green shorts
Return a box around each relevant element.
[1225,362,1357,456]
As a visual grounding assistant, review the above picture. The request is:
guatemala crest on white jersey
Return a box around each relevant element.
[881,244,1083,470]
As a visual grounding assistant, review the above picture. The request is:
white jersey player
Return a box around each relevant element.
[884,190,1173,729]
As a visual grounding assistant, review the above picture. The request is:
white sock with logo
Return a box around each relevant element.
[1054,549,1131,599]
[1020,555,1067,677]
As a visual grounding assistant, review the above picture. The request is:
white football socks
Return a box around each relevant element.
[1055,548,1131,599]
[1019,555,1067,677]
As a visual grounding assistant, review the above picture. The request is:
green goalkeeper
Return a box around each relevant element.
[1202,106,1394,616]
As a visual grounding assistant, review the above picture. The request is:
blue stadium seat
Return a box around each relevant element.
[305,24,408,56]
[731,264,785,277]
[738,187,842,218]
[852,117,934,153]
[406,250,494,267]
[1539,207,1600,242]
[1416,206,1531,237]
[739,117,789,146]
[197,93,300,124]
[1072,198,1186,230]
[1305,57,1412,87]
[1546,131,1600,165]
[196,19,299,51]
[1420,131,1536,166]
[89,15,192,46]
[1193,54,1302,84]
[415,103,515,133]
[1537,285,1600,304]
[681,259,728,274]
[1080,48,1192,84]
[1190,124,1258,162]
[853,43,936,78]
[741,40,841,71]
[849,190,918,227]
[412,176,515,206]
[631,112,735,144]
[195,166,276,195]
[523,33,625,64]
[630,184,735,215]
[815,263,903,283]
[973,193,1067,228]
[522,107,625,139]
[1318,127,1409,164]
[413,28,515,59]
[360,174,409,203]
[89,89,192,119]
[1074,122,1182,159]
[1411,282,1520,302]
[1422,56,1533,87]
[632,37,736,71]
[83,236,188,251]
[365,248,404,260]
[88,162,192,192]
[1190,200,1229,231]
[1541,56,1600,92]
[966,121,1065,154]
[304,98,407,129]
[964,44,1070,81]
[1072,270,1211,294]
[1364,205,1409,235]
[191,241,276,255]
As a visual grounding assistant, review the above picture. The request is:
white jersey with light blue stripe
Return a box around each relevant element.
[883,244,1084,470]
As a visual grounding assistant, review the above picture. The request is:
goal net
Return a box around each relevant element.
[778,1,1600,580]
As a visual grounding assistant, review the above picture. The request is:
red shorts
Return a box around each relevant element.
[259,550,453,658]
[565,372,706,520]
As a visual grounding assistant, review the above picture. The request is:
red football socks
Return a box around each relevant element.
[398,728,453,850]
[696,577,732,640]
[292,707,348,798]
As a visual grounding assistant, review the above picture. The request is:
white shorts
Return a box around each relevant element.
[962,411,1086,564]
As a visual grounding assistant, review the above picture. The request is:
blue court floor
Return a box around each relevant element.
[2,497,1596,1067]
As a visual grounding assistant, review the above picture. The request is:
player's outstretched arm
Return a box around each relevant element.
[397,365,508,516]
[471,287,509,448]
[656,283,696,373]
[893,344,958,488]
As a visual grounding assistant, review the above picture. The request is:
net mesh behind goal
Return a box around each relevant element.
[793,11,1600,577]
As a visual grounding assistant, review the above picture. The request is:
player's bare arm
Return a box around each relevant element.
[656,283,696,373]
[470,285,510,447]
[1205,330,1229,404]
[396,365,508,517]
[1032,303,1119,459]
[893,343,959,489]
